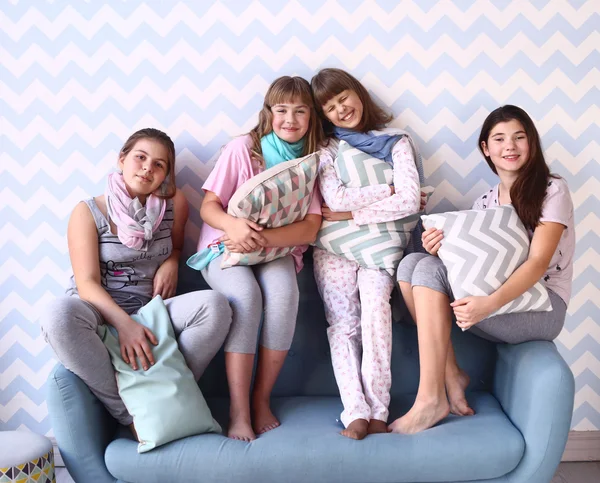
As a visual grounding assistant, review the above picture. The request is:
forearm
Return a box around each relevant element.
[200,199,236,233]
[262,215,321,247]
[75,280,133,330]
[318,153,392,211]
[489,258,548,310]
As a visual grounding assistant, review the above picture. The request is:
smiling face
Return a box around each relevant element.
[321,89,364,130]
[481,119,530,176]
[270,98,311,143]
[117,138,169,201]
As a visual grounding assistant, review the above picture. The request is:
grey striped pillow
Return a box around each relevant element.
[314,140,418,276]
[421,205,552,315]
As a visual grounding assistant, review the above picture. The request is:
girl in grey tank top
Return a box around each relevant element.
[66,198,174,315]
[41,129,232,430]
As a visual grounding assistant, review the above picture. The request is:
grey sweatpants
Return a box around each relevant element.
[40,291,232,426]
[202,255,299,353]
[396,253,566,344]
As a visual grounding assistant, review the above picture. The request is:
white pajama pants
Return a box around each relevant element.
[313,247,395,427]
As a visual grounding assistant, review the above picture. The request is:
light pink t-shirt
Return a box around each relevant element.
[472,177,574,304]
[198,134,322,272]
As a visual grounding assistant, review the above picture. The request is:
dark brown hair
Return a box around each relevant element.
[478,105,555,230]
[310,68,392,134]
[248,76,324,166]
[119,128,177,198]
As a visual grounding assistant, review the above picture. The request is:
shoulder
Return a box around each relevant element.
[223,134,253,156]
[473,185,497,210]
[545,176,570,197]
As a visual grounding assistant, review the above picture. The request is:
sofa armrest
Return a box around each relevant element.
[46,364,118,483]
[493,341,574,483]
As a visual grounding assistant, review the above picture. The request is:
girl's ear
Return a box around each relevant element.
[117,153,126,171]
[481,140,489,157]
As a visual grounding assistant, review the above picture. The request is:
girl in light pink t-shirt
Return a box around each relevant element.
[392,105,575,435]
[192,76,324,442]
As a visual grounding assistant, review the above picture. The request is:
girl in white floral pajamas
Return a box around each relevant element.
[311,68,422,439]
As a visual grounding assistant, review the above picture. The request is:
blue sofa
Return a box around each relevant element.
[47,249,574,483]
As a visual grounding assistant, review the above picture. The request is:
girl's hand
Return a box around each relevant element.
[322,204,353,221]
[419,190,428,211]
[218,234,253,253]
[224,218,267,252]
[153,257,178,299]
[451,296,496,330]
[422,227,443,256]
[117,319,158,371]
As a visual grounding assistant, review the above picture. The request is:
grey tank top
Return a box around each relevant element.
[66,198,174,314]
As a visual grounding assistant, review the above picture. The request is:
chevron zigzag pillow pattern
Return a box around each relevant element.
[421,205,552,315]
[314,140,420,276]
[220,153,319,268]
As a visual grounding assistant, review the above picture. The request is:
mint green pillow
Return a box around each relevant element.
[98,295,221,453]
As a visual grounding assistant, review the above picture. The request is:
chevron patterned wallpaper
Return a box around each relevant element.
[1,1,599,438]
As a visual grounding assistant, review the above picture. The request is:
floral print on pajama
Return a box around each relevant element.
[313,247,395,427]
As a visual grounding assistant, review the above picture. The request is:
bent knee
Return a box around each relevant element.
[40,297,89,338]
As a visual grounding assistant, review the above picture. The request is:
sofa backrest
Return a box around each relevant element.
[180,248,497,399]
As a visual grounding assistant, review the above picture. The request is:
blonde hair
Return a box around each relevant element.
[248,76,325,167]
[119,128,176,199]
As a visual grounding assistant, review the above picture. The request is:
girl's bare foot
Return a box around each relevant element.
[228,415,256,442]
[341,419,368,440]
[367,419,388,434]
[446,368,474,416]
[252,400,280,435]
[387,398,450,434]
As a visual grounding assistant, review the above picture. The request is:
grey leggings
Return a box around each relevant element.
[40,291,232,426]
[396,253,567,344]
[202,255,299,353]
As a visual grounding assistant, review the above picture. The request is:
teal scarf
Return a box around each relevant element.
[260,131,305,169]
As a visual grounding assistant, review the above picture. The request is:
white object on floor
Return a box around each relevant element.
[0,430,55,482]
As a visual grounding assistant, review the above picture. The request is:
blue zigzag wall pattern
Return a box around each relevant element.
[1,0,599,438]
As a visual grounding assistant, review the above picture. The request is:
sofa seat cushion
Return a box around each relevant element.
[105,393,524,483]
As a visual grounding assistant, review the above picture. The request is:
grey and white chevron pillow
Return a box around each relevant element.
[314,140,419,276]
[421,205,552,315]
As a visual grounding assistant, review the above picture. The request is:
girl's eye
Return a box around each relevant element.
[340,97,347,102]
[516,136,526,140]
[137,155,145,160]
[495,138,503,142]
[327,106,334,113]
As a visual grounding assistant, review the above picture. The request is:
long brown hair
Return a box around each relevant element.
[310,68,392,134]
[119,128,177,199]
[478,105,555,230]
[248,76,324,167]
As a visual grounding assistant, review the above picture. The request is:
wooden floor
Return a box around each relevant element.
[56,462,600,482]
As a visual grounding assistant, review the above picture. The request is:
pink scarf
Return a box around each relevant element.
[105,172,166,251]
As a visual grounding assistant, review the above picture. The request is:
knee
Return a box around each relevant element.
[199,291,233,337]
[413,256,446,284]
[264,280,300,314]
[396,253,428,283]
[40,297,85,342]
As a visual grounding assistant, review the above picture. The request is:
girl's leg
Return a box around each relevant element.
[40,297,132,426]
[397,254,473,417]
[389,255,456,434]
[356,268,395,434]
[163,290,232,379]
[470,289,566,344]
[251,255,300,434]
[202,260,263,442]
[313,248,369,440]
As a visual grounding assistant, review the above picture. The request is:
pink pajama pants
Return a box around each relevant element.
[313,247,395,427]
